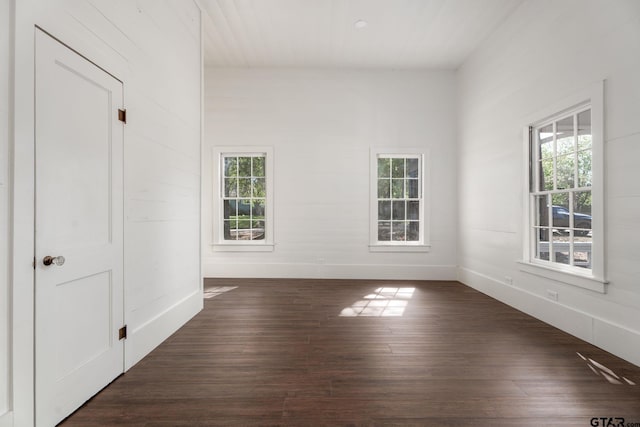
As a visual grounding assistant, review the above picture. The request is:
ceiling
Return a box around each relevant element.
[199,0,524,70]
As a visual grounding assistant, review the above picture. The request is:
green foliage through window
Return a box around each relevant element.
[222,155,266,241]
[532,107,592,269]
[377,155,421,242]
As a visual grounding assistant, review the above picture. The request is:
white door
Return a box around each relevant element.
[34,29,124,427]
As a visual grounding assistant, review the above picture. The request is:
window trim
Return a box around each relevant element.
[369,148,431,252]
[521,82,606,292]
[212,146,274,251]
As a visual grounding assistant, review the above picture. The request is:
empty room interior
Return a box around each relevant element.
[2,0,640,426]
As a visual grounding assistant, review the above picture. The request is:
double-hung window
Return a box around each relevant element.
[531,107,592,266]
[370,149,430,252]
[213,147,274,251]
[523,83,605,292]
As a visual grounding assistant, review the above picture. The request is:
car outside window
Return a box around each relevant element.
[530,107,593,269]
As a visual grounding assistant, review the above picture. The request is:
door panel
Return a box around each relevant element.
[54,271,112,380]
[40,60,112,248]
[35,29,124,427]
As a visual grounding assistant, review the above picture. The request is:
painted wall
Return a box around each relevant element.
[10,1,202,425]
[203,69,457,280]
[0,0,11,422]
[457,0,640,366]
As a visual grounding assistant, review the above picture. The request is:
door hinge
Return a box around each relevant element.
[118,108,127,124]
[119,325,127,340]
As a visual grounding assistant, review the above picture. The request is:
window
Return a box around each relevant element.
[531,107,593,268]
[370,150,430,252]
[522,82,605,292]
[222,154,265,241]
[213,147,274,251]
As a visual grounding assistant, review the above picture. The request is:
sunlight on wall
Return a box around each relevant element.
[339,287,415,317]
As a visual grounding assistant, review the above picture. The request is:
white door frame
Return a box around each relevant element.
[11,4,203,424]
[33,28,125,426]
[11,22,129,427]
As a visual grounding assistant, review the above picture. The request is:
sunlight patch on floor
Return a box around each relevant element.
[340,287,415,317]
[204,286,238,299]
[577,352,636,385]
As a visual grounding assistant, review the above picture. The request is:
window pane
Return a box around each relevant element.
[392,158,405,178]
[391,179,404,198]
[577,149,592,187]
[574,191,592,216]
[392,201,405,220]
[392,221,406,241]
[538,124,553,159]
[238,157,251,177]
[224,220,237,240]
[539,159,553,191]
[553,233,571,265]
[238,199,251,217]
[552,193,570,229]
[556,154,575,190]
[574,233,592,269]
[252,178,266,197]
[407,201,419,220]
[407,221,419,241]
[573,191,591,233]
[577,109,591,150]
[378,158,390,178]
[237,209,251,240]
[407,179,419,198]
[252,221,265,240]
[378,221,391,241]
[236,226,250,241]
[252,156,265,177]
[238,178,252,197]
[534,195,548,227]
[378,201,391,220]
[251,199,265,219]
[223,200,237,220]
[556,116,575,156]
[536,228,550,261]
[224,157,237,177]
[378,179,390,198]
[224,178,237,197]
[407,158,419,178]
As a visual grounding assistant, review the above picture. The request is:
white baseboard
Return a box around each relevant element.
[203,262,457,281]
[125,290,203,370]
[593,319,640,369]
[458,266,640,368]
[0,411,13,427]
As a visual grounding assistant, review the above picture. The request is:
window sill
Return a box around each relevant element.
[369,244,431,253]
[517,260,608,293]
[212,243,274,252]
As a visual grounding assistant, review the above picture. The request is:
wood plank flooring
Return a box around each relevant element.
[60,279,640,426]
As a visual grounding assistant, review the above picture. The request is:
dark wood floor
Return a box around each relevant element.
[61,279,640,426]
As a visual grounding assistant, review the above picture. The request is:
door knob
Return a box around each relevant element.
[43,255,65,266]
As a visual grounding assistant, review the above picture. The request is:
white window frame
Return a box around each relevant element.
[520,82,606,293]
[212,146,274,252]
[369,148,430,252]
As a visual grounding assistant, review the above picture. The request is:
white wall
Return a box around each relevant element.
[457,0,640,366]
[11,1,202,425]
[0,0,11,422]
[203,69,457,280]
